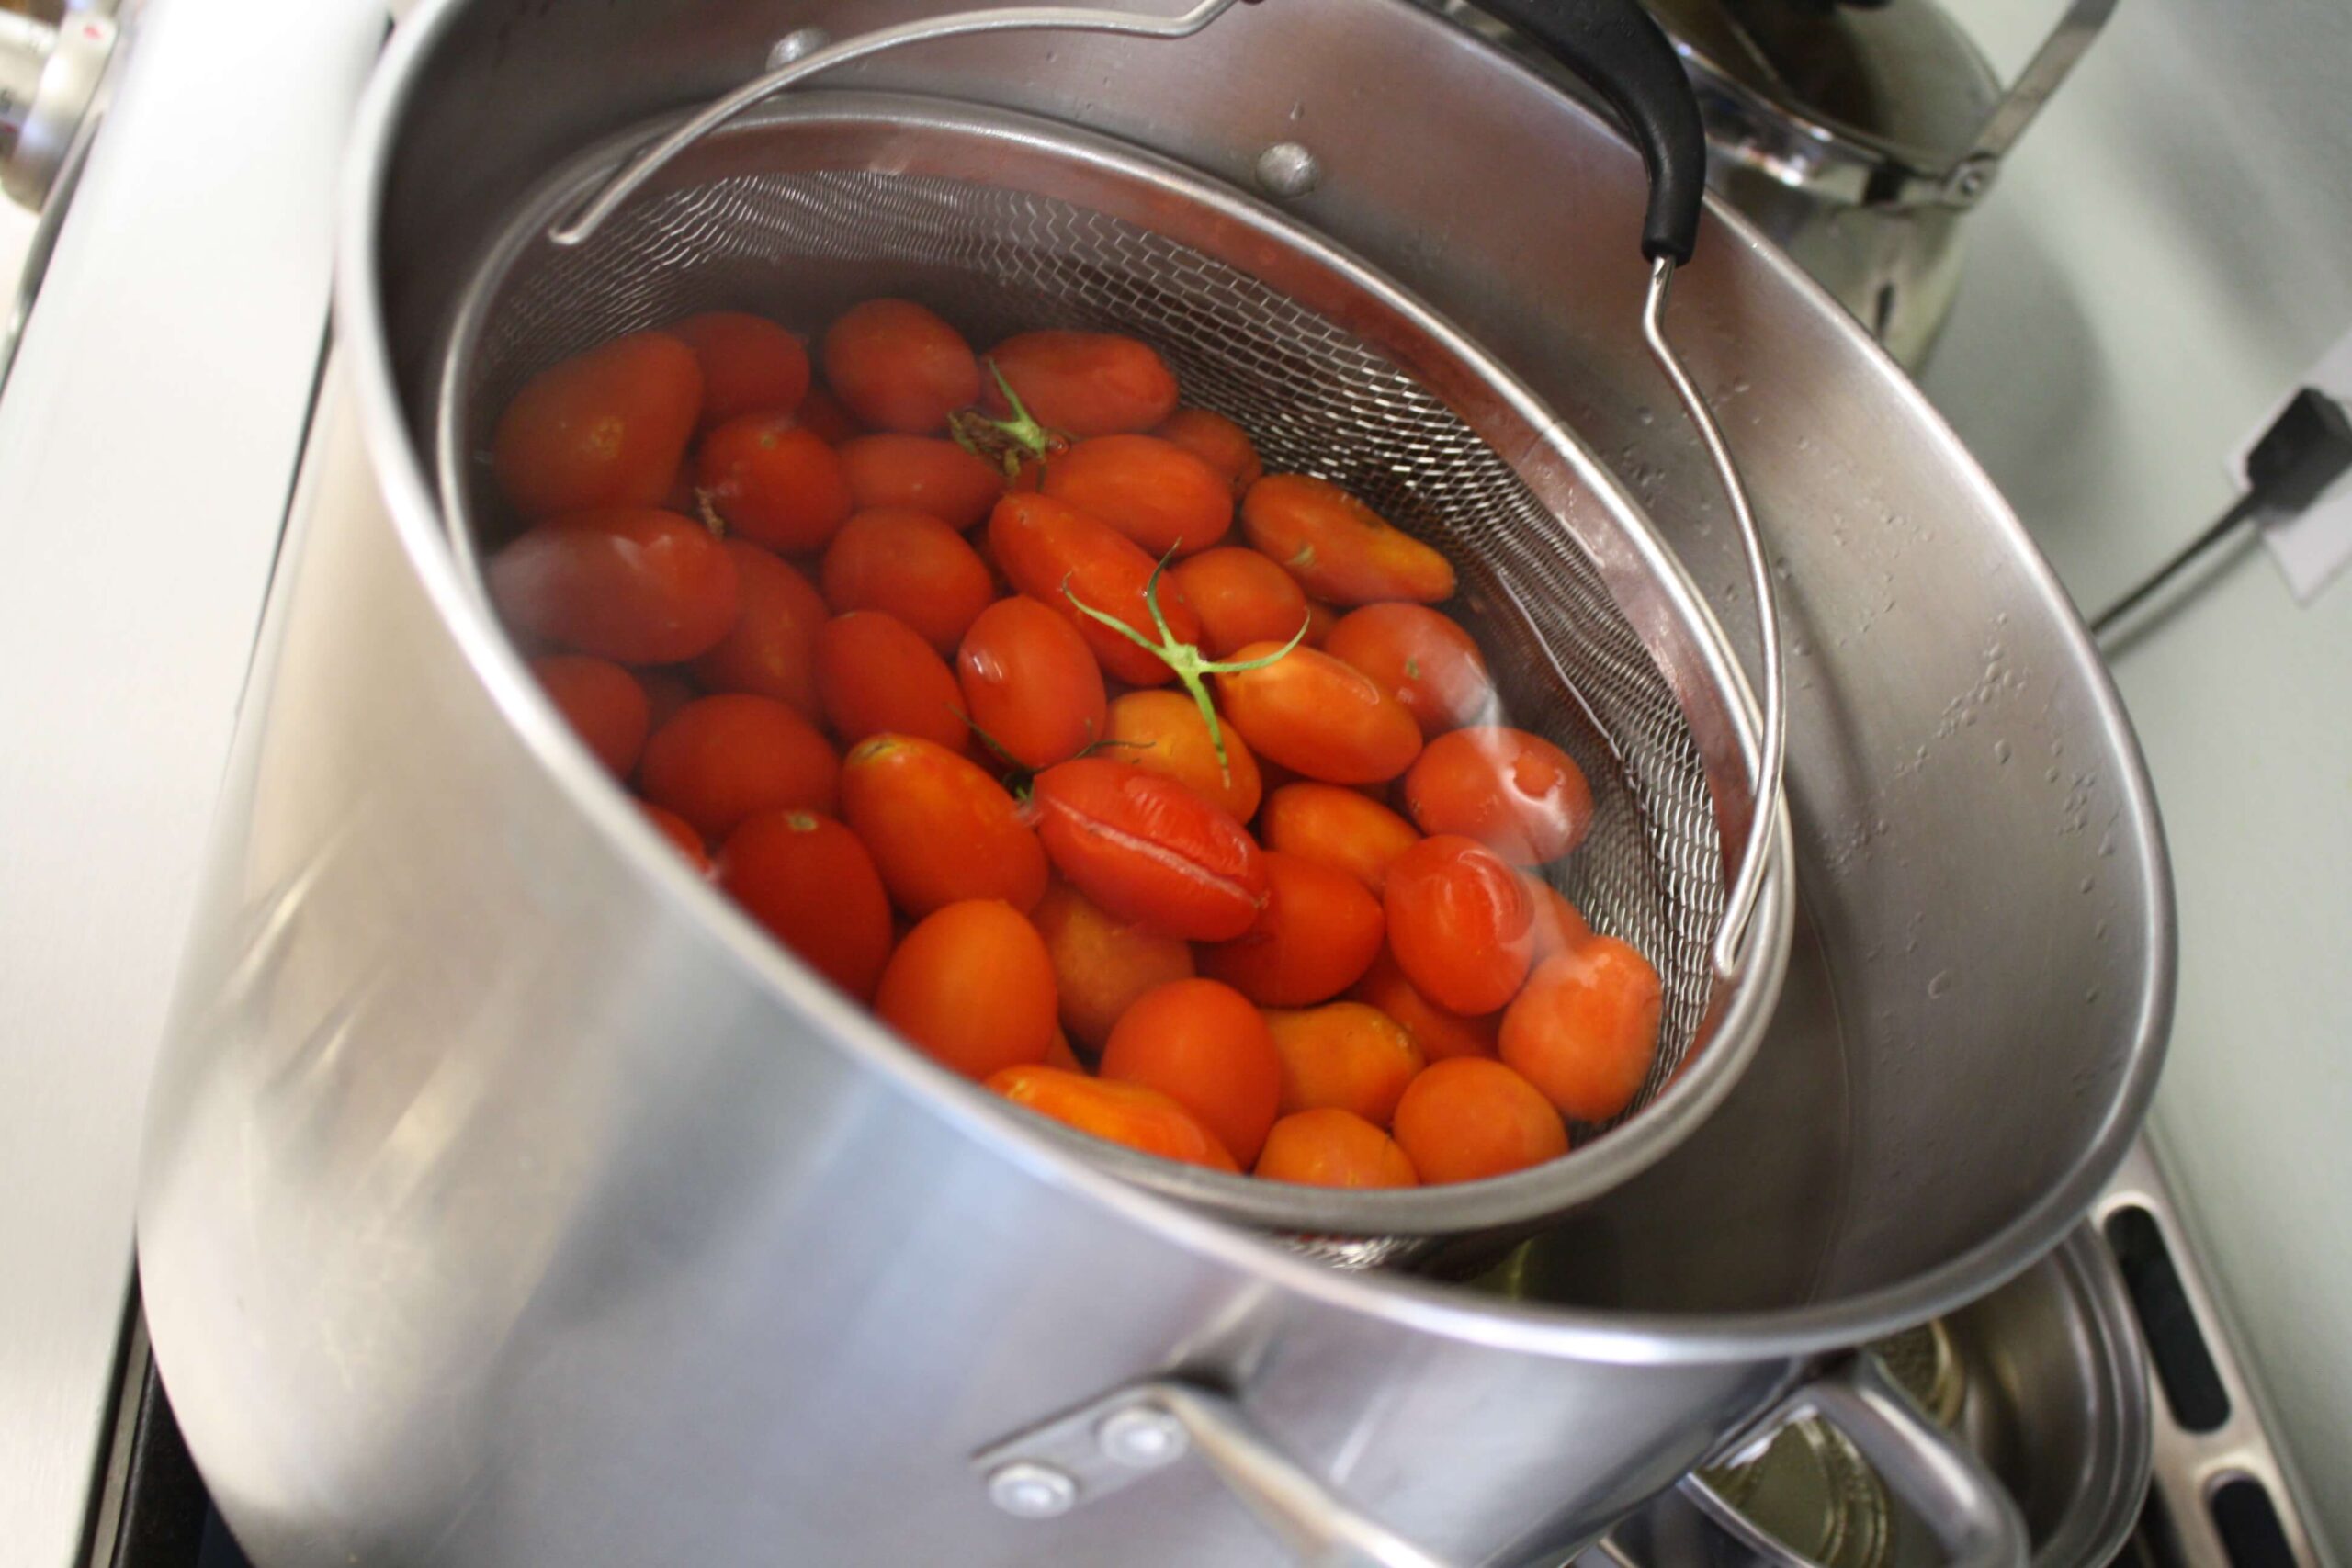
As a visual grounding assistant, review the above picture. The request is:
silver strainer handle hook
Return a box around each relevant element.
[549,0,1250,248]
[1643,256,1785,982]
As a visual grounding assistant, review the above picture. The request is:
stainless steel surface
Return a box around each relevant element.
[444,96,1790,1243]
[0,4,113,209]
[2097,1141,2328,1568]
[136,0,2173,1562]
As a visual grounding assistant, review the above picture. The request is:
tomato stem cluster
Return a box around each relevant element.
[1064,551,1308,787]
[950,359,1065,479]
[955,706,1145,799]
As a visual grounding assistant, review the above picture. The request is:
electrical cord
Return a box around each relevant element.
[2090,388,2352,637]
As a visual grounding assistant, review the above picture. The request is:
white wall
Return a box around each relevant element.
[1917,0,2352,1551]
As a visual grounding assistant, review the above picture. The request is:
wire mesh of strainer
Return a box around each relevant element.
[434,22,1789,1263]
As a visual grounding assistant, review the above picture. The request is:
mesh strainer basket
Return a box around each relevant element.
[436,0,1792,1264]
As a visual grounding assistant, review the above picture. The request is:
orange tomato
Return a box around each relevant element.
[1045,1027,1087,1074]
[1099,978,1283,1165]
[795,386,865,445]
[1168,547,1309,660]
[1382,834,1536,1015]
[1402,726,1596,864]
[985,330,1180,437]
[823,299,980,434]
[639,670,699,730]
[839,734,1048,917]
[695,413,856,553]
[489,509,738,666]
[688,540,827,718]
[956,597,1108,770]
[987,492,1202,687]
[1027,880,1196,1048]
[1523,875,1593,964]
[1254,1109,1419,1188]
[1348,947,1498,1063]
[1257,783,1421,897]
[1303,599,1342,648]
[530,654,650,776]
[839,434,1006,530]
[1391,1058,1568,1183]
[639,799,712,876]
[1323,604,1496,739]
[820,509,996,655]
[1240,474,1456,605]
[492,332,703,518]
[1030,757,1267,942]
[668,311,809,427]
[1498,936,1663,1122]
[639,694,842,840]
[986,1066,1237,1171]
[814,611,971,755]
[1041,434,1233,558]
[877,899,1058,1080]
[1199,851,1385,1007]
[1213,642,1423,784]
[1263,1001,1425,1126]
[718,809,893,1000]
[1103,689,1262,821]
[1154,408,1263,499]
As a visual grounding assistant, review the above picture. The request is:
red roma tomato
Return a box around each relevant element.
[1240,474,1456,605]
[839,434,1006,531]
[718,809,892,1000]
[956,597,1108,770]
[1103,690,1262,821]
[1040,434,1233,558]
[1199,852,1385,1008]
[639,800,712,876]
[1402,726,1596,864]
[695,413,855,553]
[1522,875,1593,964]
[688,540,827,718]
[822,299,980,434]
[1045,1027,1087,1074]
[1028,880,1196,1048]
[1099,978,1283,1166]
[1498,935,1663,1122]
[1383,834,1536,1015]
[639,670,699,730]
[489,508,738,665]
[1262,1002,1424,1127]
[1212,642,1423,785]
[877,899,1058,1080]
[985,330,1180,437]
[986,1066,1238,1171]
[795,386,865,445]
[815,611,972,755]
[840,734,1048,917]
[1323,604,1496,739]
[820,509,996,655]
[530,654,650,776]
[1349,948,1498,1063]
[1154,408,1263,499]
[1303,600,1342,648]
[1391,1058,1568,1184]
[1169,547,1309,660]
[492,332,702,518]
[1255,1108,1419,1188]
[1029,757,1267,942]
[639,694,841,840]
[987,492,1202,687]
[668,311,809,428]
[1258,783,1421,897]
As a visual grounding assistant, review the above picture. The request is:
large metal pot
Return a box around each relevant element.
[135,1,2173,1564]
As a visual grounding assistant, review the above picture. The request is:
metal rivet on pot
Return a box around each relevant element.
[768,28,830,70]
[1256,142,1321,199]
[986,1461,1079,1519]
[1098,1405,1189,1469]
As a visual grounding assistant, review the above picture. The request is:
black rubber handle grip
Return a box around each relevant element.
[1469,0,1708,265]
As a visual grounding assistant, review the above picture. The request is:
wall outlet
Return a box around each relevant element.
[2238,329,2352,603]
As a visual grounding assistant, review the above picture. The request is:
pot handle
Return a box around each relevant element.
[971,1378,1453,1568]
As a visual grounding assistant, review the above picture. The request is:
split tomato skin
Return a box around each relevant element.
[1323,604,1496,738]
[1240,474,1456,605]
[822,299,982,434]
[1027,879,1196,1048]
[1103,689,1263,822]
[839,434,1006,530]
[1262,1001,1425,1127]
[695,413,856,553]
[1099,977,1283,1167]
[1040,434,1233,558]
[718,809,893,1000]
[956,596,1108,771]
[986,492,1202,688]
[1254,1108,1419,1188]
[839,734,1048,918]
[489,508,739,667]
[638,694,842,840]
[820,509,996,656]
[877,899,1058,1080]
[688,540,827,719]
[985,330,1181,437]
[1498,935,1663,1122]
[815,611,972,755]
[530,654,650,777]
[668,311,809,428]
[987,1066,1238,1171]
[1402,726,1596,864]
[1382,834,1537,1016]
[1213,641,1423,785]
[1257,783,1422,897]
[1170,547,1309,660]
[492,332,703,518]
[1029,758,1267,942]
[1154,408,1263,498]
[1391,1058,1568,1184]
[1198,851,1385,1008]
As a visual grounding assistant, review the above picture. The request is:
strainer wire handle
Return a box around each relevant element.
[1643,256,1786,982]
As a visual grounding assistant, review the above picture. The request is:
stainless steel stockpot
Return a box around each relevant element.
[137,2,2173,1564]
